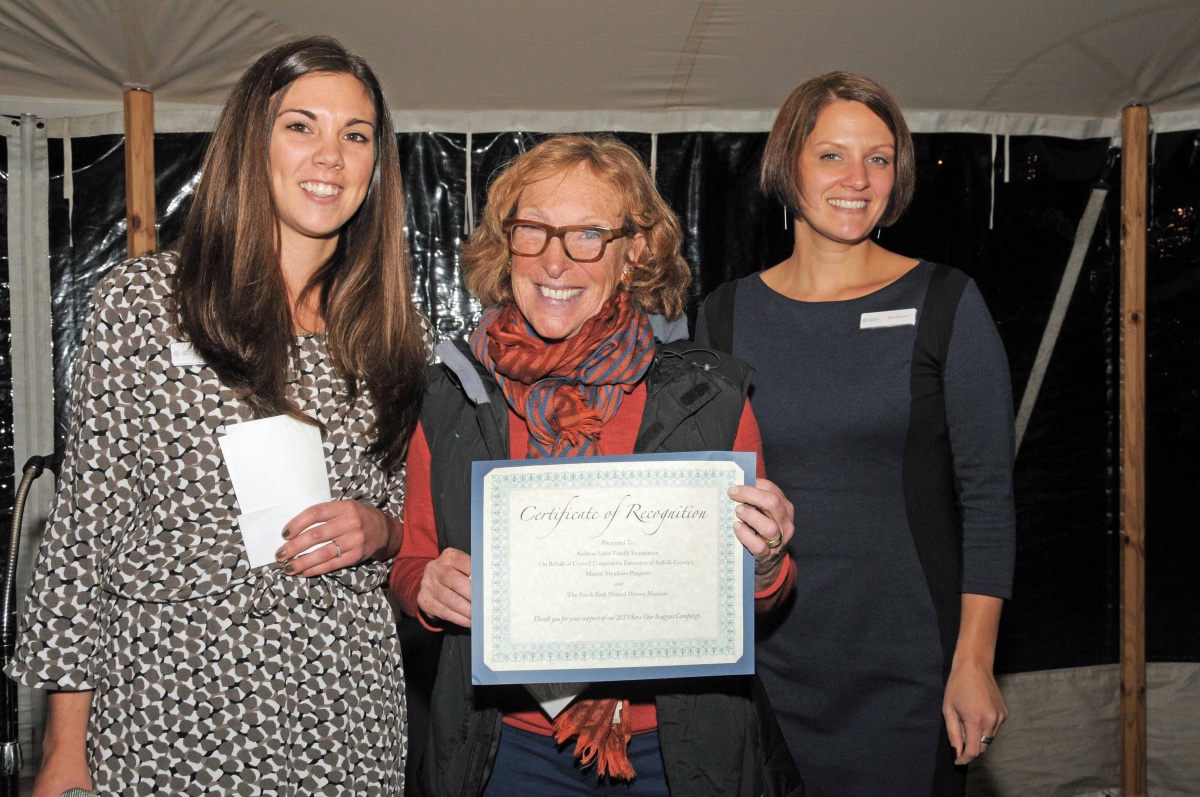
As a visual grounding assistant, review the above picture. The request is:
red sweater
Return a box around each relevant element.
[391,382,796,735]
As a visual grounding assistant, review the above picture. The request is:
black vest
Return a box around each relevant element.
[416,339,803,797]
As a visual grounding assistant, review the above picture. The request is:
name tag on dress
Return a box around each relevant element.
[170,341,205,367]
[860,309,917,329]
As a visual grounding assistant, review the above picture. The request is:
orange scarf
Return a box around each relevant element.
[469,291,655,459]
[469,291,655,779]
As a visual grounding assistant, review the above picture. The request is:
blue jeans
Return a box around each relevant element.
[481,725,670,796]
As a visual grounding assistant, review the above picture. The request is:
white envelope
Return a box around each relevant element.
[237,492,332,569]
[219,415,331,511]
[218,415,333,568]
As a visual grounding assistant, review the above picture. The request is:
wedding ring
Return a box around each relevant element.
[765,534,783,549]
[333,540,343,559]
[981,735,994,745]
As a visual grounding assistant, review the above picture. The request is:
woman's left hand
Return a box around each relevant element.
[944,593,1008,764]
[728,478,794,590]
[275,499,400,577]
[943,660,1008,764]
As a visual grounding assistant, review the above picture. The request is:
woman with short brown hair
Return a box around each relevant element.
[699,73,1014,796]
[760,71,916,229]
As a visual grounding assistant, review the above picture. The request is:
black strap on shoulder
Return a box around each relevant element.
[702,279,738,353]
[916,264,969,371]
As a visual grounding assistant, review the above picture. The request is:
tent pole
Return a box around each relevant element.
[1119,103,1148,797]
[123,86,156,257]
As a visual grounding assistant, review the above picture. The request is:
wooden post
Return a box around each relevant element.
[1119,103,1148,797]
[123,85,157,257]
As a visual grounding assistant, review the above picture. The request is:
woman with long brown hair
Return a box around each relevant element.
[8,37,427,795]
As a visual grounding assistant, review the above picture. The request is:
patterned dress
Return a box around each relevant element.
[7,253,408,795]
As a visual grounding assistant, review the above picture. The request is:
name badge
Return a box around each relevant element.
[170,341,205,367]
[860,309,917,329]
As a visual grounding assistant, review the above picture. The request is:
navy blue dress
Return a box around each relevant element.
[696,262,1015,797]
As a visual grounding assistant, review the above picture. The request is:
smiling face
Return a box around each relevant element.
[509,163,645,341]
[795,99,897,245]
[268,72,377,262]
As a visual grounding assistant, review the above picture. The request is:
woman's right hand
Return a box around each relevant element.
[417,547,473,628]
[32,759,93,797]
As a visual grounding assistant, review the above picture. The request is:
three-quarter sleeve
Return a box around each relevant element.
[379,465,407,522]
[6,267,147,689]
[943,281,1017,599]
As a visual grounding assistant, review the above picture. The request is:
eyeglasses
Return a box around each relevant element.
[502,219,628,263]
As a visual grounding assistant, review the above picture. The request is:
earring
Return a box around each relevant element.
[620,268,631,287]
[505,258,512,275]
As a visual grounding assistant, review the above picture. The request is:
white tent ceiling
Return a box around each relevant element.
[2,0,1199,136]
[4,4,1200,796]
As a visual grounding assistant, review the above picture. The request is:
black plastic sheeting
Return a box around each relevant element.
[656,133,793,300]
[47,133,207,451]
[1144,131,1200,662]
[18,129,1199,673]
[912,135,1122,673]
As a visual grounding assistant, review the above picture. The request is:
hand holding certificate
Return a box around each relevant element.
[471,451,759,685]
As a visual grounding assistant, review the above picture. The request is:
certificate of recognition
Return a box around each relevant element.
[471,451,756,685]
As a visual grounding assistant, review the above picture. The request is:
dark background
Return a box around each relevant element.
[2,128,1196,674]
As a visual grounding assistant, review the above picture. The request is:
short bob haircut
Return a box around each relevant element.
[462,135,692,320]
[761,72,915,228]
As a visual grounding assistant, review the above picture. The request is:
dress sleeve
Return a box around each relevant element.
[334,460,405,590]
[389,422,439,625]
[5,265,148,690]
[379,464,407,521]
[944,280,1017,599]
[734,401,797,610]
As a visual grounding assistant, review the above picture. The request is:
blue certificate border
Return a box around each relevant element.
[471,451,756,685]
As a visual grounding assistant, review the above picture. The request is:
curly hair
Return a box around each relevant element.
[462,134,691,320]
[761,71,915,228]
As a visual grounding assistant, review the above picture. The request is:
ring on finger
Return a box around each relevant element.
[765,534,783,549]
[332,540,343,559]
[980,735,994,746]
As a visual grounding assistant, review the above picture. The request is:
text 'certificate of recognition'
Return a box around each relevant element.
[471,451,755,685]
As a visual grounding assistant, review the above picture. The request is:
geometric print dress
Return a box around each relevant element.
[6,253,407,795]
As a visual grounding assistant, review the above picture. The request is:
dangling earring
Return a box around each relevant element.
[620,268,631,288]
[505,258,512,275]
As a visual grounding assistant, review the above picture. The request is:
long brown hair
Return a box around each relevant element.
[462,135,692,320]
[174,36,426,471]
[761,71,915,228]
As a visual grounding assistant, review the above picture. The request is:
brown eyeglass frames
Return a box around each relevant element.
[502,219,628,263]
